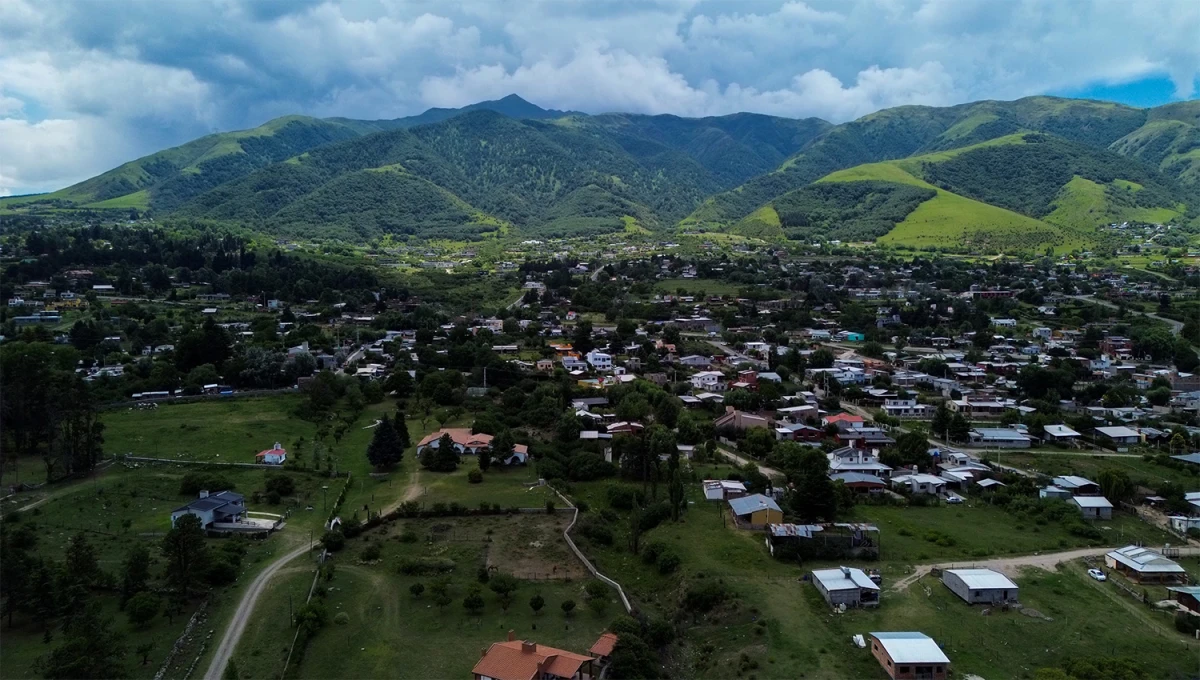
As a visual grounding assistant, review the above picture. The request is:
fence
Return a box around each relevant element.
[549,485,633,615]
[125,455,281,470]
[101,387,299,411]
[154,597,210,680]
[280,556,325,678]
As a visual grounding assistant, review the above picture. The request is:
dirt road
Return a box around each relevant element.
[716,447,784,480]
[203,541,313,680]
[205,469,424,680]
[890,546,1114,591]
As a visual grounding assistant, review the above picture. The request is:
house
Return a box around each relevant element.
[890,473,946,496]
[1095,425,1142,451]
[829,447,893,478]
[1042,424,1081,444]
[587,633,618,666]
[585,349,613,371]
[678,354,711,368]
[941,568,1018,604]
[171,491,246,529]
[775,422,823,442]
[690,370,725,391]
[822,413,864,429]
[869,632,950,680]
[1105,545,1188,584]
[1169,516,1200,534]
[536,359,555,372]
[472,631,598,680]
[1039,485,1073,500]
[830,472,886,493]
[1052,475,1100,495]
[1167,586,1200,614]
[714,407,771,431]
[728,494,783,527]
[416,428,494,456]
[703,479,748,501]
[968,428,1032,449]
[812,566,880,607]
[835,331,865,342]
[255,442,287,465]
[1072,496,1113,519]
[765,523,880,560]
[883,398,934,419]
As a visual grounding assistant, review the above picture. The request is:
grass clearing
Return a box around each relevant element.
[993,451,1200,490]
[651,278,743,296]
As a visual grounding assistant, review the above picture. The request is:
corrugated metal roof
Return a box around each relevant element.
[869,632,950,664]
[768,523,823,538]
[944,568,1017,590]
[1072,496,1113,508]
[728,494,780,516]
[813,567,880,592]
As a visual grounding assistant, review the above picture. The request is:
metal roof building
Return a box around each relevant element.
[728,494,781,516]
[869,632,950,679]
[812,566,880,608]
[942,568,1019,604]
[1106,545,1187,583]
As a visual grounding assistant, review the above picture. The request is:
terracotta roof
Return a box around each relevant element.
[471,641,593,680]
[825,413,864,423]
[589,633,618,657]
[256,447,286,458]
[417,428,493,448]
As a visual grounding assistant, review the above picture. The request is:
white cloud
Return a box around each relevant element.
[2,0,1199,194]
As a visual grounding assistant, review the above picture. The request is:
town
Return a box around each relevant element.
[2,222,1200,680]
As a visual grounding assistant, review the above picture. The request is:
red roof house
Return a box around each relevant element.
[472,632,597,680]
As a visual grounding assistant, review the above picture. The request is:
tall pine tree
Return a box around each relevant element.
[366,414,403,470]
[394,412,411,451]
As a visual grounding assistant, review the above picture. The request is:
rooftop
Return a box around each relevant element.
[728,493,781,516]
[812,566,880,592]
[1073,496,1114,508]
[944,568,1018,590]
[472,640,594,680]
[870,632,950,664]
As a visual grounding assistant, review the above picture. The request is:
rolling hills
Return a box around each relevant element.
[4,94,1197,250]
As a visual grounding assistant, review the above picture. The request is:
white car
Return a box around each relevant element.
[945,495,964,504]
[1087,568,1107,582]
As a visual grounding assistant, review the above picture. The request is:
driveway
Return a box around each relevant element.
[716,447,784,481]
[890,546,1115,591]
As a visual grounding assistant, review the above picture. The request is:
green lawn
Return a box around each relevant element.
[419,461,554,509]
[651,278,742,296]
[233,516,609,680]
[994,451,1200,490]
[559,476,1193,678]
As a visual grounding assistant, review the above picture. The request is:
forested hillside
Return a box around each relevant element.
[5,94,1197,249]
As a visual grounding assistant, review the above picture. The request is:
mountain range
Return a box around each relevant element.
[4,94,1198,251]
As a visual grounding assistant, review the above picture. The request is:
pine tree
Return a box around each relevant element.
[120,544,152,608]
[394,412,411,450]
[366,414,403,470]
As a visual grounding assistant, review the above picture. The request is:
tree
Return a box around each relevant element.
[462,588,485,616]
[433,592,452,612]
[488,573,519,610]
[125,591,162,629]
[423,433,460,472]
[741,427,775,460]
[609,635,661,679]
[931,403,951,440]
[120,544,152,608]
[63,533,103,589]
[529,594,545,615]
[810,348,834,369]
[366,414,404,470]
[162,514,209,596]
[561,599,576,617]
[948,413,972,443]
[409,583,425,598]
[668,470,686,521]
[136,642,155,666]
[394,413,411,450]
[36,603,126,680]
[786,447,839,522]
[488,430,515,470]
[1098,469,1135,503]
[882,431,930,471]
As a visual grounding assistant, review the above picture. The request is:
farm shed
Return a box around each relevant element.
[941,568,1018,604]
[869,632,950,680]
[811,566,880,607]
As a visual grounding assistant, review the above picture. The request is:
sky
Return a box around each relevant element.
[2,0,1199,197]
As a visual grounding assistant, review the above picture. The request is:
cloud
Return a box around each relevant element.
[2,0,1199,194]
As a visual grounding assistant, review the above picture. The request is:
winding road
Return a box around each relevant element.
[204,469,424,680]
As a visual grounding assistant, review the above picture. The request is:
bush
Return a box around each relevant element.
[683,580,728,613]
[397,558,456,576]
[606,486,644,511]
[641,542,666,565]
[409,583,425,598]
[179,472,233,496]
[361,544,382,561]
[125,591,161,629]
[204,555,238,586]
[578,519,614,546]
[657,551,682,575]
[468,469,483,484]
[333,612,350,625]
[399,529,419,543]
[321,530,346,552]
[638,501,671,533]
[265,474,296,496]
[341,517,363,539]
[266,490,282,505]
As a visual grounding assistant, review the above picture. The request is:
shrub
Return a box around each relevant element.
[683,580,728,613]
[606,486,645,511]
[467,469,483,484]
[561,599,576,616]
[321,530,346,552]
[578,519,614,546]
[638,502,671,533]
[341,516,363,538]
[333,612,350,625]
[397,558,456,576]
[641,542,666,565]
[266,490,282,505]
[657,551,682,575]
[204,555,238,586]
[399,529,419,543]
[179,472,233,496]
[361,544,382,561]
[265,474,296,496]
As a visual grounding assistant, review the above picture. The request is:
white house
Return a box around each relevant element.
[586,349,613,371]
[690,371,725,392]
[1042,424,1081,443]
[882,398,934,419]
[255,442,288,465]
[890,473,946,495]
[1073,496,1113,520]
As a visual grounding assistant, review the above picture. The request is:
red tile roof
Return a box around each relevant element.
[588,633,618,657]
[471,640,593,680]
[417,428,493,449]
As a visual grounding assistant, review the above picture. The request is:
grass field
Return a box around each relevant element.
[815,162,1080,253]
[561,475,1194,678]
[233,515,608,680]
[992,451,1200,490]
[651,278,743,296]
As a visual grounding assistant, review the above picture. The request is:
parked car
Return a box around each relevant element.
[945,495,964,505]
[1087,568,1106,581]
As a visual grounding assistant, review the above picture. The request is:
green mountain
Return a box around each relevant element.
[6,94,1197,250]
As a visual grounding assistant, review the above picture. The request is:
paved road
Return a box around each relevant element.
[716,447,784,480]
[1068,294,1183,335]
[204,542,313,680]
[890,546,1115,591]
